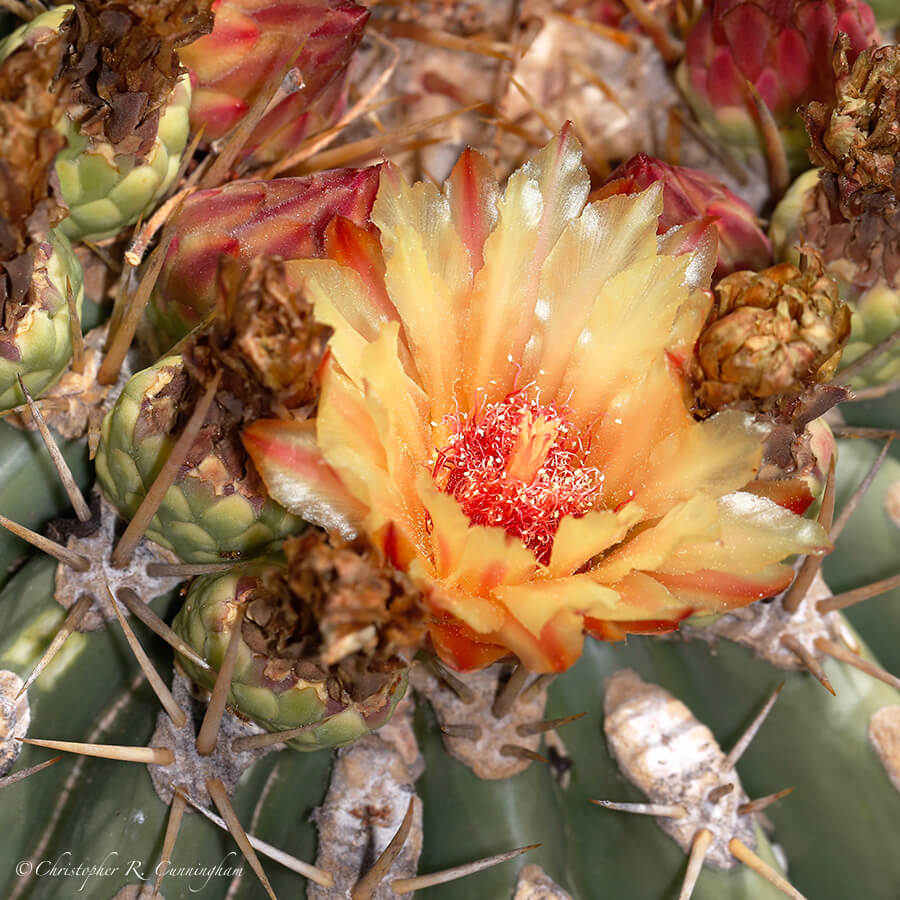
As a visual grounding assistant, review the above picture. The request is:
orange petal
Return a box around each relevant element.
[630,410,764,517]
[428,619,509,672]
[559,251,693,427]
[241,419,366,535]
[324,215,396,321]
[492,574,620,640]
[444,147,499,272]
[372,163,471,422]
[420,579,506,634]
[417,474,538,597]
[523,186,662,398]
[590,494,721,584]
[742,478,815,515]
[653,565,796,612]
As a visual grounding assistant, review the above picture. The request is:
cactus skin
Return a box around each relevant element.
[1,538,899,898]
[172,564,409,751]
[95,355,303,564]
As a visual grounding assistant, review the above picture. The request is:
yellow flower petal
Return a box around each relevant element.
[630,410,765,517]
[523,186,664,398]
[493,574,620,640]
[373,163,471,421]
[417,473,538,595]
[559,252,693,425]
[547,504,645,577]
[463,125,590,402]
[241,419,365,536]
[590,493,721,584]
[659,492,830,577]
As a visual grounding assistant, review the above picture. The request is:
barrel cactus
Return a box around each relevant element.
[1,3,899,900]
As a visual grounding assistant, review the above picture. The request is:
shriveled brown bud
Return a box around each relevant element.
[803,38,900,194]
[281,532,426,675]
[183,255,333,423]
[59,0,214,159]
[694,256,851,412]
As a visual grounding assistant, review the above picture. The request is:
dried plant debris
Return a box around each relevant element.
[692,257,850,414]
[681,570,857,674]
[148,672,274,808]
[410,660,547,780]
[184,255,333,422]
[514,863,574,900]
[54,493,180,630]
[310,735,422,899]
[869,706,900,793]
[602,669,756,869]
[375,695,424,781]
[0,671,30,777]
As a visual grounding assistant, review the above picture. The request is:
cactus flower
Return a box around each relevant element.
[594,153,773,282]
[178,0,369,164]
[677,0,881,174]
[243,130,830,673]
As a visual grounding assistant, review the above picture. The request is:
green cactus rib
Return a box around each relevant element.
[1,550,898,898]
[823,439,900,673]
[0,421,90,590]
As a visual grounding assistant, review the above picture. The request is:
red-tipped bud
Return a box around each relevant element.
[678,0,881,172]
[594,153,772,281]
[180,0,369,162]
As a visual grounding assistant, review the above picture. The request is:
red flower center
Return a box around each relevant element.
[432,391,601,563]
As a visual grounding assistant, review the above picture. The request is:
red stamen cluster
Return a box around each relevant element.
[433,391,601,563]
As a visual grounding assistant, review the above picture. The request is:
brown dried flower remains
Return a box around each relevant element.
[184,256,333,422]
[799,42,900,293]
[693,256,851,413]
[0,41,68,351]
[243,532,425,700]
[59,0,214,159]
[134,256,332,503]
[804,40,900,194]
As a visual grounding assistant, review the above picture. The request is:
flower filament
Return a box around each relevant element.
[433,391,601,563]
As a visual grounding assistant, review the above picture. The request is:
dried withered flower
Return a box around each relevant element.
[59,0,214,159]
[171,532,423,748]
[803,38,900,194]
[0,40,85,410]
[694,255,851,413]
[96,256,333,562]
